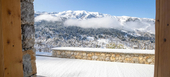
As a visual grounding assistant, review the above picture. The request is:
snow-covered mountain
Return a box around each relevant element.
[35,10,155,34]
[34,10,155,52]
[35,10,110,19]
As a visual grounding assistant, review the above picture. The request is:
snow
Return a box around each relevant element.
[36,56,154,77]
[97,39,109,44]
[35,10,155,34]
[36,52,52,56]
[52,47,155,54]
[86,36,94,41]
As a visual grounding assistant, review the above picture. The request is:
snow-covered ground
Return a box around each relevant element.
[36,47,155,57]
[36,52,52,56]
[52,47,155,54]
[36,56,154,77]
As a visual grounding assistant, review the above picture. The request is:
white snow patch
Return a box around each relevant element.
[52,47,155,54]
[97,39,109,44]
[86,36,94,41]
[36,52,52,56]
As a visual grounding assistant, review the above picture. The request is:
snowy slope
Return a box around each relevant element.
[36,56,154,77]
[35,10,110,19]
[35,10,155,34]
[34,11,155,52]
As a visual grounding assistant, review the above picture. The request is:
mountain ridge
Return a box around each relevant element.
[34,10,155,52]
[35,10,155,20]
[35,10,155,34]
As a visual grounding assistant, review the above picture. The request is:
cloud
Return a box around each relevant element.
[35,14,155,34]
[64,17,155,34]
[35,14,61,22]
[124,21,155,34]
[64,17,122,29]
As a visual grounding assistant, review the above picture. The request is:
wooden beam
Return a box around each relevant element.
[0,0,5,77]
[155,0,170,77]
[0,0,23,77]
[154,0,160,77]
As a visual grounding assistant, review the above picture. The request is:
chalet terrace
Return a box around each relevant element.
[0,0,170,77]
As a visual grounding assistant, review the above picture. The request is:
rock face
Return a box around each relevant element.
[53,50,155,65]
[21,0,36,77]
[21,0,34,25]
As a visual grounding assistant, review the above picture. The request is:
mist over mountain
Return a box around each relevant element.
[35,10,155,34]
[34,10,155,52]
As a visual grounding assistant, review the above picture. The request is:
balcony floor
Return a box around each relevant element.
[36,56,154,77]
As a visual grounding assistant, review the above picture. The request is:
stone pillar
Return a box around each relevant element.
[20,0,36,77]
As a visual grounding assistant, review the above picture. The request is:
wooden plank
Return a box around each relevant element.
[0,0,5,77]
[155,0,170,77]
[160,0,170,76]
[159,0,168,77]
[154,0,160,77]
[0,0,23,77]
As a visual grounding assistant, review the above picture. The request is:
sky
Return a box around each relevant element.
[34,0,156,19]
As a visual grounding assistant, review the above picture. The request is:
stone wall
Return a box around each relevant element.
[21,0,36,77]
[53,50,155,64]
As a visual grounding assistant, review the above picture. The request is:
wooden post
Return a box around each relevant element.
[0,0,4,76]
[154,0,160,77]
[0,0,23,77]
[154,0,170,77]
